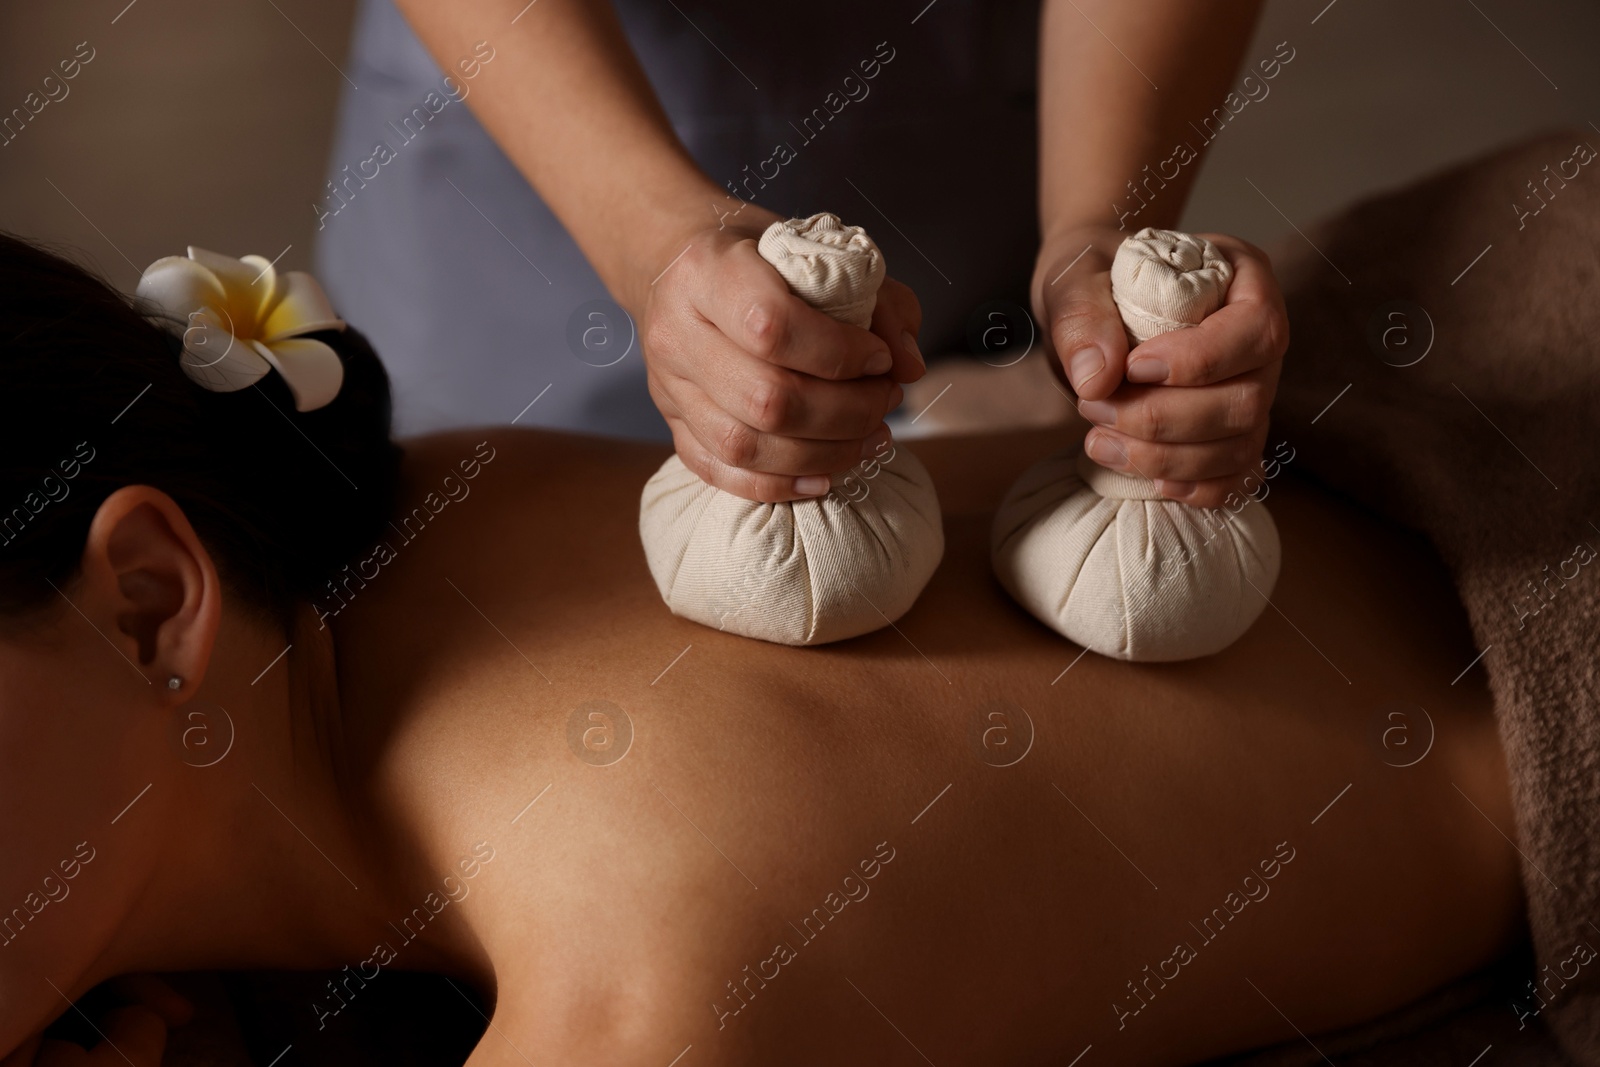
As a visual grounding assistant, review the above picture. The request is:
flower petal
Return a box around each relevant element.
[178,310,272,393]
[257,337,344,412]
[186,247,260,296]
[239,255,280,315]
[135,256,225,321]
[188,247,273,331]
[261,271,344,341]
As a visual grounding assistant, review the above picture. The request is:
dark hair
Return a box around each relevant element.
[0,232,402,624]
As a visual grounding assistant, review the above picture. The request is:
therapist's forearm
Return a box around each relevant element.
[1038,0,1266,239]
[391,0,750,315]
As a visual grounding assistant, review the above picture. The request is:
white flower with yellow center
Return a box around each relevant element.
[136,247,346,412]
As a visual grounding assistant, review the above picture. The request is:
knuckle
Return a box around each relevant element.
[714,420,760,470]
[1115,434,1154,474]
[641,314,671,357]
[745,475,788,504]
[1133,392,1166,442]
[677,439,715,483]
[743,298,788,359]
[823,334,852,380]
[745,374,794,433]
[1144,444,1180,479]
[1269,307,1290,357]
[1257,304,1289,359]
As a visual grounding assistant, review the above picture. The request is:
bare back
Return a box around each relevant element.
[331,426,1522,1067]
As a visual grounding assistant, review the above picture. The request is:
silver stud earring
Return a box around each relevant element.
[167,676,183,691]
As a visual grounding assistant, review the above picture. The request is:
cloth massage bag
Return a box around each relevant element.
[639,213,944,645]
[990,228,1282,661]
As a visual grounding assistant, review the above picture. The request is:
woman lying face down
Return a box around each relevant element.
[0,234,1527,1066]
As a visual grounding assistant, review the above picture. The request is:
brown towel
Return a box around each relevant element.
[1268,129,1600,1063]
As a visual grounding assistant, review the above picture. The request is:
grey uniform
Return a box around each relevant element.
[316,0,1040,438]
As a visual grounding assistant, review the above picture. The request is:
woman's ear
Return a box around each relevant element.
[79,485,221,702]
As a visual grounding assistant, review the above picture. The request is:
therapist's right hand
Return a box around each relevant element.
[640,215,925,503]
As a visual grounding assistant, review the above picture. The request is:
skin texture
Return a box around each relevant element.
[0,426,1523,1067]
[390,0,1282,504]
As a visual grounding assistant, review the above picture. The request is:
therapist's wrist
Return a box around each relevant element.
[1041,216,1124,249]
[1039,202,1190,249]
[1031,223,1121,293]
[616,192,781,315]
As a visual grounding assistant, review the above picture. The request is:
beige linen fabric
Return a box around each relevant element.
[990,228,1281,661]
[756,212,885,330]
[1110,228,1235,344]
[640,214,943,646]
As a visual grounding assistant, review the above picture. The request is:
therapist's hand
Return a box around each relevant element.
[640,213,925,503]
[1033,223,1288,508]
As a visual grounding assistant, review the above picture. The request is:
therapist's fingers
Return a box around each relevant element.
[670,436,818,503]
[655,375,896,484]
[1083,424,1269,494]
[641,224,916,500]
[679,325,898,441]
[1075,368,1277,444]
[869,275,926,384]
[663,411,896,504]
[666,380,885,476]
[687,240,895,381]
[1036,238,1131,402]
[1124,236,1288,387]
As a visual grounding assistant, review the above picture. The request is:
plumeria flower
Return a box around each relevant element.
[136,247,346,412]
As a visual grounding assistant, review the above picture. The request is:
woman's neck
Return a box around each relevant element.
[84,613,475,1001]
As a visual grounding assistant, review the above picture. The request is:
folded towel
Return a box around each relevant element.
[1266,130,1600,1063]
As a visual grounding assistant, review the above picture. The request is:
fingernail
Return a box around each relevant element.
[1127,358,1169,384]
[900,330,924,369]
[794,475,831,496]
[1157,479,1195,500]
[1077,399,1116,426]
[1086,431,1123,468]
[861,425,893,460]
[1069,347,1104,390]
[866,347,893,375]
[888,383,904,410]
